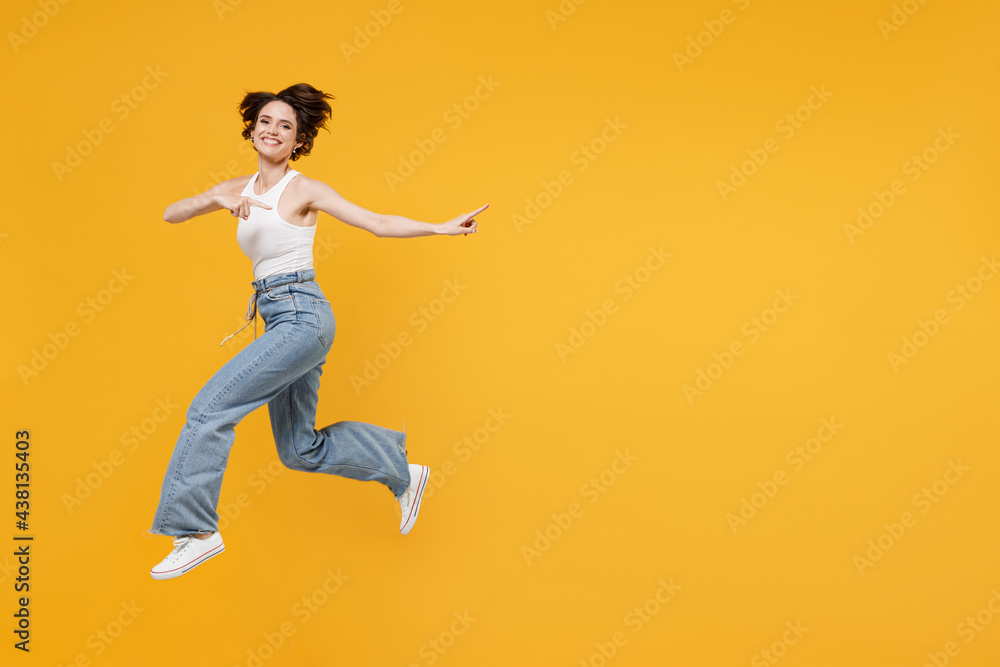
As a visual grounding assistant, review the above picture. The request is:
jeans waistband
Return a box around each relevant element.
[252,269,316,293]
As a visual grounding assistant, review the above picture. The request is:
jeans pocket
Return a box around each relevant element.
[310,298,335,347]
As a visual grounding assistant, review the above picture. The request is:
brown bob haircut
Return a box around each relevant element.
[239,83,335,161]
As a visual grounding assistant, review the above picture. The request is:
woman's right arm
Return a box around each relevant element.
[163,176,267,223]
[163,192,222,223]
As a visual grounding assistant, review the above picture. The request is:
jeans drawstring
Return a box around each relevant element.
[219,291,259,346]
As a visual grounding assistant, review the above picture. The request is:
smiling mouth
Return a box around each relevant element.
[260,137,280,146]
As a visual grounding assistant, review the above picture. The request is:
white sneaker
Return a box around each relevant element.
[150,532,225,580]
[398,464,429,535]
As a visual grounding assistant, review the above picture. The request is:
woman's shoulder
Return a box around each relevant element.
[286,171,329,196]
[233,173,255,190]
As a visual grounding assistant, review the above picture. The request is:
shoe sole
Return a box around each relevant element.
[400,465,429,535]
[150,543,225,581]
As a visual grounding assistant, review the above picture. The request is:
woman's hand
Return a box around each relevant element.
[439,203,488,236]
[216,194,272,221]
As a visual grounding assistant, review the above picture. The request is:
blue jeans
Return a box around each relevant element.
[150,269,411,537]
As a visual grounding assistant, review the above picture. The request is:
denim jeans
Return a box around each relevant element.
[150,269,411,537]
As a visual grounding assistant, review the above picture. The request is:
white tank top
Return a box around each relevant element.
[235,169,316,280]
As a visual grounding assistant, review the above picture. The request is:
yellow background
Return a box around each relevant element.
[2,0,999,664]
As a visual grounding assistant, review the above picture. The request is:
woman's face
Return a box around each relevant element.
[252,100,301,159]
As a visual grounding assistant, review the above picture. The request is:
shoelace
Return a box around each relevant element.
[166,536,195,562]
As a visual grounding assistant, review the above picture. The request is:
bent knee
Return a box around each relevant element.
[277,447,319,472]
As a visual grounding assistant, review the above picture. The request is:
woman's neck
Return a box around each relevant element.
[255,160,292,193]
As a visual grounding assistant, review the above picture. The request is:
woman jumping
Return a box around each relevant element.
[148,82,487,580]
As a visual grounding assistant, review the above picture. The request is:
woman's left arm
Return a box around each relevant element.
[304,177,486,238]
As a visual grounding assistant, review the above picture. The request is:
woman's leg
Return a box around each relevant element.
[149,323,301,536]
[150,283,331,537]
[266,280,411,496]
[267,357,412,498]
